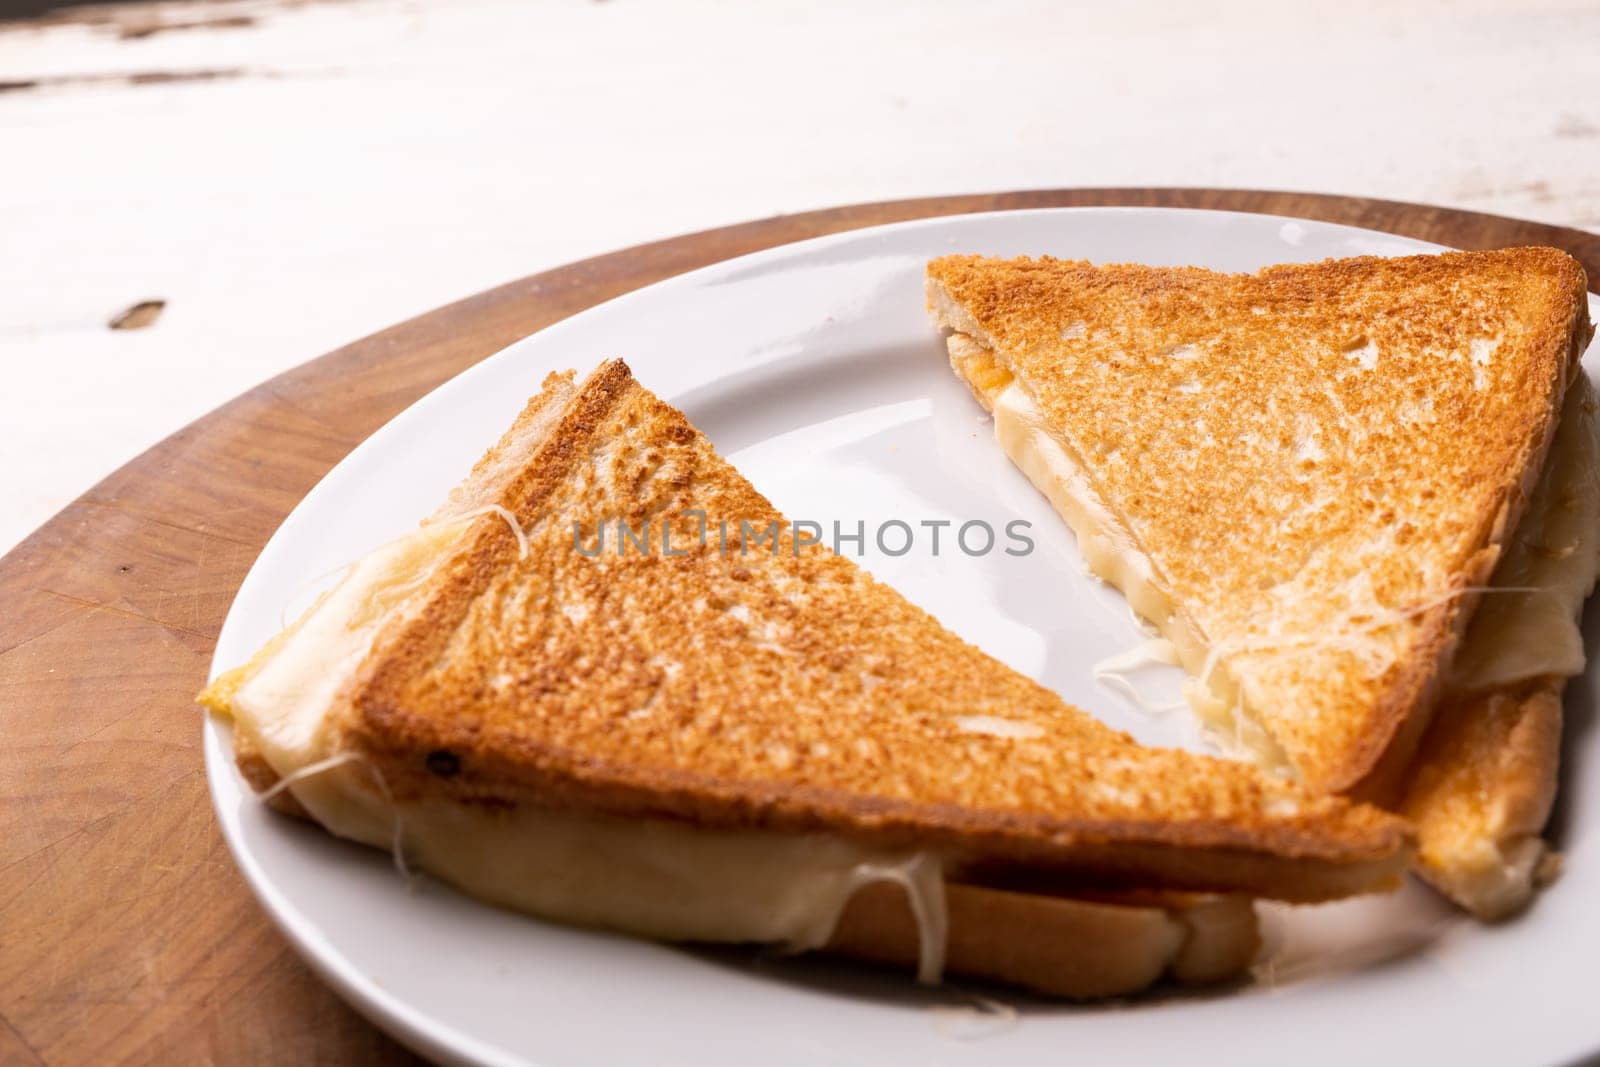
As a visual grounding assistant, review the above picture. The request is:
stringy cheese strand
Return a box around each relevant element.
[251,748,412,880]
[844,854,948,985]
[1198,584,1548,693]
[449,504,529,560]
[257,751,360,802]
[1092,638,1187,714]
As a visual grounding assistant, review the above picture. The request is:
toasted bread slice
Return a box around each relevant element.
[1400,678,1564,919]
[1396,375,1600,917]
[202,360,1410,996]
[830,883,1258,999]
[929,250,1592,800]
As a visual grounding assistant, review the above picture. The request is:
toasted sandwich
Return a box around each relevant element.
[201,359,1410,998]
[927,248,1597,918]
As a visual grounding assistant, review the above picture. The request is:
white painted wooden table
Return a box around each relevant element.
[2,0,1597,555]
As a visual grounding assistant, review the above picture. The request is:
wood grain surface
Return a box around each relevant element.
[3,190,1598,1065]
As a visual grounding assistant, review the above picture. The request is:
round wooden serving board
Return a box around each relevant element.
[3,190,1598,1065]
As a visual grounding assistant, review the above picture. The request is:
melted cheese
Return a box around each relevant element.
[225,519,468,764]
[1092,639,1185,714]
[205,517,948,978]
[977,340,1600,761]
[990,377,1289,767]
[993,381,1176,634]
[1447,378,1600,693]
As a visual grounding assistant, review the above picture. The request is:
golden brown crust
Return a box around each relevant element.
[432,368,581,524]
[827,882,1259,999]
[928,248,1590,796]
[1344,541,1505,808]
[323,360,1409,902]
[1401,677,1565,919]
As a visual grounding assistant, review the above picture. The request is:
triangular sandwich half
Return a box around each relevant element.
[928,249,1595,918]
[201,360,1409,998]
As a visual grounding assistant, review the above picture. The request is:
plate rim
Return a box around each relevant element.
[202,204,1591,1066]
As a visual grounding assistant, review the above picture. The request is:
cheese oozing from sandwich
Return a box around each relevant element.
[203,503,1267,995]
[1448,377,1600,693]
[972,341,1287,766]
[204,514,949,977]
[951,333,1600,751]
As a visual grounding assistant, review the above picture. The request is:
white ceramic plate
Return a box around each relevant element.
[206,208,1600,1067]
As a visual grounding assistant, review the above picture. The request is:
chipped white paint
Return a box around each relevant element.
[1,0,1598,554]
